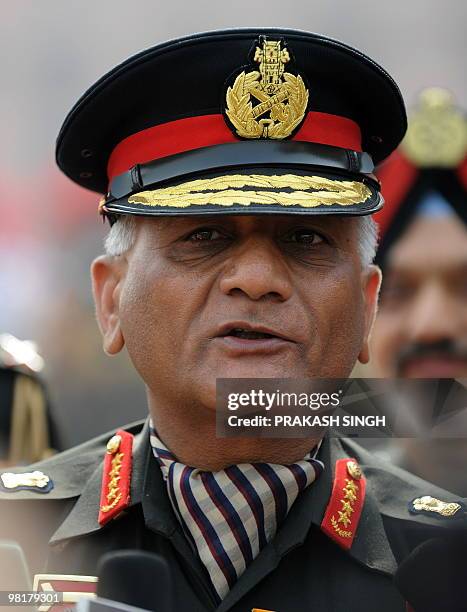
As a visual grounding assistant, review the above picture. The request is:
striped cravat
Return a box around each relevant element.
[149,421,324,600]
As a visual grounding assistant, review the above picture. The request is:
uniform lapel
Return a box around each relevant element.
[216,434,397,612]
[48,422,398,611]
[321,436,398,576]
[49,420,149,544]
[49,420,219,607]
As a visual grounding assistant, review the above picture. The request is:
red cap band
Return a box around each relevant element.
[374,151,418,237]
[107,111,362,182]
[456,156,467,191]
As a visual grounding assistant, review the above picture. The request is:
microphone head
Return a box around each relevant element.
[0,540,32,591]
[97,550,172,612]
[394,536,467,612]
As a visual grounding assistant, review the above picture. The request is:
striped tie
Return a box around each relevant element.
[149,421,324,600]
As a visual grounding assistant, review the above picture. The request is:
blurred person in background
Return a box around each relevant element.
[369,88,467,495]
[372,88,467,379]
[0,334,60,468]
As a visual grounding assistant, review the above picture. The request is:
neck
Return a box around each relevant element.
[147,391,322,470]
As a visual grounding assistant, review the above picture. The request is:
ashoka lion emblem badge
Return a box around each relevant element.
[225,37,309,139]
[410,495,464,518]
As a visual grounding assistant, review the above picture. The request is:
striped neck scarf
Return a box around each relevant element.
[149,421,324,600]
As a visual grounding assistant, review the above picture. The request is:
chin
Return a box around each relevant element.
[215,363,306,379]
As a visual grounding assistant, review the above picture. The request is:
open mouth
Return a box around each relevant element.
[225,328,279,340]
[212,322,295,356]
[213,322,295,349]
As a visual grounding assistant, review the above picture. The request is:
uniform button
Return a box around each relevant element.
[346,460,362,480]
[106,434,122,454]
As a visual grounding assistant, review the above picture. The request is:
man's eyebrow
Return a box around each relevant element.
[147,216,185,232]
[151,215,221,230]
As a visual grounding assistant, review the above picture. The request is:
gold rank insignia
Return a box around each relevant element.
[409,495,465,519]
[321,459,366,550]
[225,37,309,139]
[0,470,53,493]
[402,87,467,167]
[98,429,134,525]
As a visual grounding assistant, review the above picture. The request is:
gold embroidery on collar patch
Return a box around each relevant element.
[100,451,124,513]
[225,37,309,139]
[330,478,358,538]
[411,495,463,518]
[128,174,371,208]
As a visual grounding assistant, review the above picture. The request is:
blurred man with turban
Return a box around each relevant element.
[370,88,467,495]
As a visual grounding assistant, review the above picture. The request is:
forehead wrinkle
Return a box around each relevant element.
[137,214,235,234]
[138,216,181,230]
[134,216,189,247]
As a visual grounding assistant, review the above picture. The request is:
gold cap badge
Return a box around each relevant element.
[225,37,309,140]
[402,88,467,167]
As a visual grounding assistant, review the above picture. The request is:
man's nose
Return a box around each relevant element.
[219,236,293,302]
[405,281,464,344]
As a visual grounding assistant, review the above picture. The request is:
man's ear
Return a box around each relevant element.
[358,265,382,364]
[91,255,126,355]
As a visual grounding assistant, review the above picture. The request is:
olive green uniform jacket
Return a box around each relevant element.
[0,420,464,612]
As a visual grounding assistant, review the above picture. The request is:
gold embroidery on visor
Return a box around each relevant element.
[127,174,372,209]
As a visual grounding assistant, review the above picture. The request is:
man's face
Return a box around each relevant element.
[371,214,467,377]
[93,215,378,411]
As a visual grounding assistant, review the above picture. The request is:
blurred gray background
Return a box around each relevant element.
[1,0,466,447]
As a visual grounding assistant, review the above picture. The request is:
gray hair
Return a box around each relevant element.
[358,215,379,266]
[104,214,378,266]
[104,216,137,256]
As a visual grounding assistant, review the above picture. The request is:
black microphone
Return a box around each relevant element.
[394,536,467,612]
[97,550,173,612]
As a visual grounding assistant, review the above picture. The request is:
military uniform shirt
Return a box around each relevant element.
[1,419,466,611]
[149,420,324,599]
